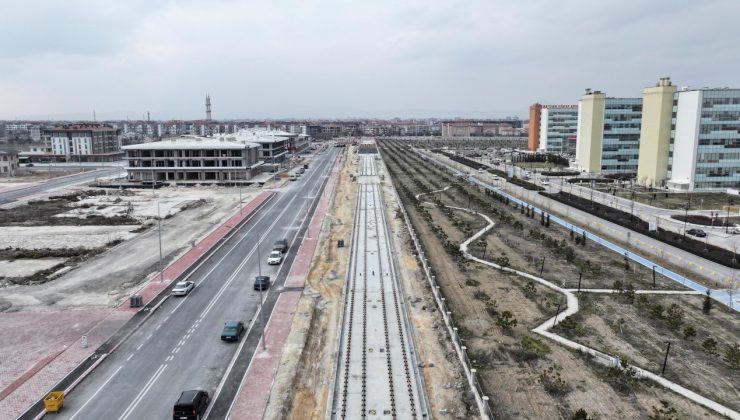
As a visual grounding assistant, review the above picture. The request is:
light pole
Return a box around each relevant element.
[256,240,266,350]
[157,200,164,283]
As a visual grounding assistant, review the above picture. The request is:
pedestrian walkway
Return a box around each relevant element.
[228,153,342,419]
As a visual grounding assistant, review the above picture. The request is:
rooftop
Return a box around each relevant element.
[122,136,261,150]
[47,123,119,133]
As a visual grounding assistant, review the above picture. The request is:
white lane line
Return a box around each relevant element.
[145,333,152,341]
[135,343,143,351]
[118,364,167,420]
[174,347,181,354]
[154,324,161,331]
[68,365,123,420]
[126,354,133,362]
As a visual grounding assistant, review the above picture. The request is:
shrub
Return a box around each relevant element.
[648,303,665,319]
[724,342,740,370]
[665,304,684,329]
[682,326,696,341]
[539,365,571,397]
[604,357,639,394]
[473,290,490,301]
[572,409,593,420]
[702,338,719,356]
[485,300,498,318]
[648,400,680,420]
[496,310,518,333]
[521,335,551,356]
[523,281,537,298]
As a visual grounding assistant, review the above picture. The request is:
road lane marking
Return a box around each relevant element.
[68,365,124,420]
[126,354,133,362]
[118,363,167,420]
[135,343,143,351]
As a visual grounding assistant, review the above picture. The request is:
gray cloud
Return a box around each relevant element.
[1,0,739,119]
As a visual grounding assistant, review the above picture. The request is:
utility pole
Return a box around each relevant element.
[577,270,583,293]
[661,341,671,375]
[553,302,562,328]
[256,240,265,350]
[539,257,546,276]
[683,197,690,240]
[652,265,656,288]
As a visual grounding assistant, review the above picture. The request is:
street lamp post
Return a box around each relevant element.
[157,200,164,283]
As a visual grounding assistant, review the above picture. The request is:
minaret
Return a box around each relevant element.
[206,94,212,121]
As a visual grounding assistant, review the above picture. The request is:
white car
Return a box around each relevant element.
[477,168,485,173]
[541,180,550,186]
[267,251,283,265]
[172,281,195,296]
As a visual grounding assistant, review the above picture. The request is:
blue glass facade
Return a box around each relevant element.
[544,107,578,154]
[600,98,642,173]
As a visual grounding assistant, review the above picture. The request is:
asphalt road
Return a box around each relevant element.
[0,169,122,205]
[50,147,338,420]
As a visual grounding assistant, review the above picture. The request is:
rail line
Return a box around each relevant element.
[332,154,424,419]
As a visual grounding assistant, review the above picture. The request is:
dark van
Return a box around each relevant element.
[173,390,209,420]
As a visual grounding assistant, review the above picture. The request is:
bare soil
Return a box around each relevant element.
[555,293,740,412]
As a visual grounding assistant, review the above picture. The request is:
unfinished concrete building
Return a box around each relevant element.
[123,137,261,184]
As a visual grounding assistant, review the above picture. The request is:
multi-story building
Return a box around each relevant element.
[47,123,122,162]
[0,149,18,176]
[637,77,677,187]
[576,90,642,173]
[528,104,578,153]
[123,136,261,184]
[666,87,740,191]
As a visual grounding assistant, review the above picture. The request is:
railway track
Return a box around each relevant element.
[332,154,425,419]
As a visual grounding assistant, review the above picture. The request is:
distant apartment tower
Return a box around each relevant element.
[637,77,677,187]
[576,89,642,173]
[47,123,122,162]
[529,104,578,153]
[666,87,740,191]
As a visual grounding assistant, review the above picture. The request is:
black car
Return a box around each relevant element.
[173,389,209,420]
[254,275,271,291]
[687,228,707,238]
[220,320,245,342]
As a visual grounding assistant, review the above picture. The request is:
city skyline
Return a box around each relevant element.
[1,0,739,120]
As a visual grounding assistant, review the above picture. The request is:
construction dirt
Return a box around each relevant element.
[379,140,731,420]
[0,185,260,312]
[265,145,472,419]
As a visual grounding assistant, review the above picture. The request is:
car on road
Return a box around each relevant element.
[687,228,707,238]
[267,250,283,265]
[273,239,289,253]
[477,168,485,173]
[220,320,245,342]
[254,275,271,291]
[173,389,209,420]
[289,174,297,181]
[171,281,195,296]
[541,180,550,186]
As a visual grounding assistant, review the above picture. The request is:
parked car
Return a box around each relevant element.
[267,250,283,265]
[172,281,195,296]
[273,239,288,253]
[173,390,209,420]
[220,320,245,342]
[26,163,34,167]
[254,275,271,291]
[477,168,485,173]
[687,228,707,238]
[541,180,550,186]
[289,175,297,181]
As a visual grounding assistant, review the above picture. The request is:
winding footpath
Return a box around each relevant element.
[416,186,739,420]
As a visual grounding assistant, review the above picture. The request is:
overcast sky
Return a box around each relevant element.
[1,0,738,120]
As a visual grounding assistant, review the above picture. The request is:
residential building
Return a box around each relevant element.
[47,123,122,162]
[576,90,642,173]
[637,77,677,187]
[529,104,578,154]
[666,87,740,191]
[0,149,18,176]
[123,136,261,184]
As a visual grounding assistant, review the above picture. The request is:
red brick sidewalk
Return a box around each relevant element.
[0,191,274,420]
[229,154,342,419]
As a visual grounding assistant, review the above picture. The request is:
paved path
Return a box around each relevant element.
[0,169,121,205]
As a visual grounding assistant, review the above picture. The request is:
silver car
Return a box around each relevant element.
[172,280,195,296]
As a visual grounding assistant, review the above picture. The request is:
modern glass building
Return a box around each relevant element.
[667,88,740,191]
[540,106,578,154]
[600,98,643,173]
[576,90,642,173]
